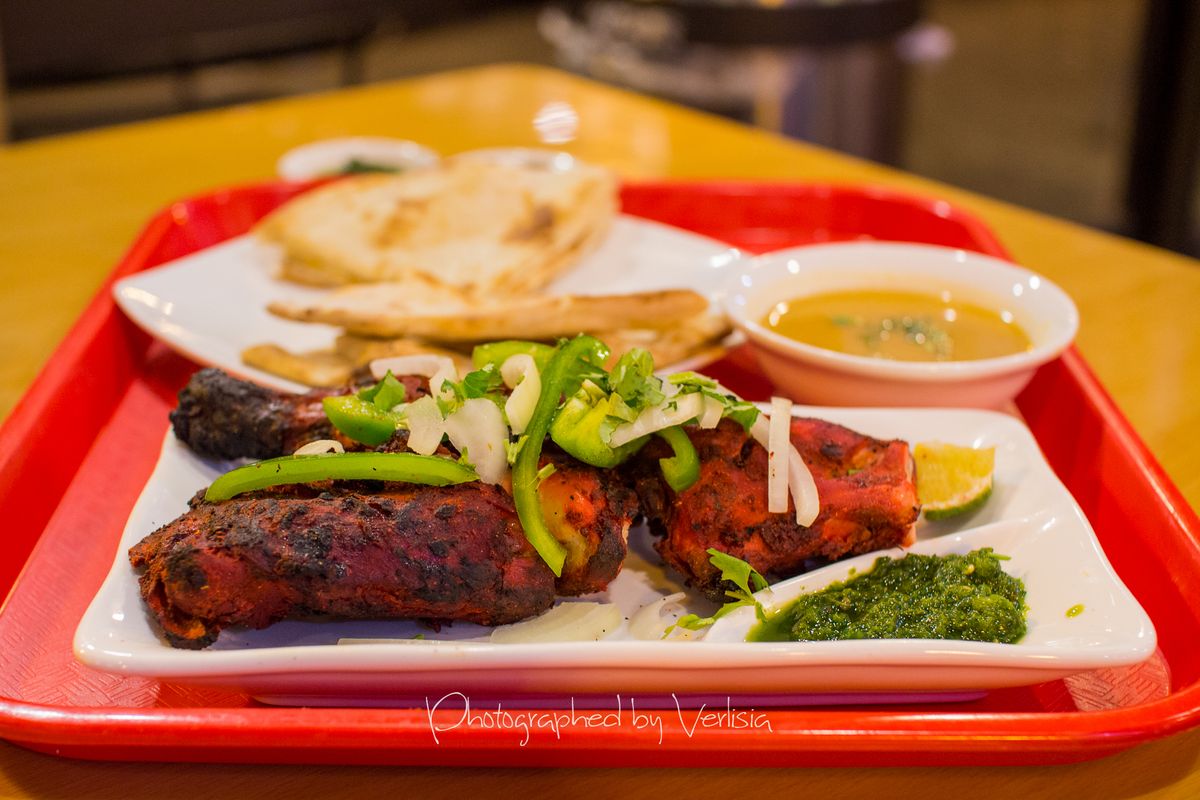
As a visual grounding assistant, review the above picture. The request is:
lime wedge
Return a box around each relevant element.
[914,442,995,520]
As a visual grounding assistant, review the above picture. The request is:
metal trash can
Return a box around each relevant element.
[541,0,927,164]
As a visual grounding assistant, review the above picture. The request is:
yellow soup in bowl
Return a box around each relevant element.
[761,289,1032,363]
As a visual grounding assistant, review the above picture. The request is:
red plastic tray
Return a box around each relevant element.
[1,181,1198,766]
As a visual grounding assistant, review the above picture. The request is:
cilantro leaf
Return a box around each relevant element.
[554,337,610,400]
[358,371,409,411]
[666,371,718,390]
[665,373,760,431]
[608,348,665,411]
[436,365,508,417]
[723,399,760,432]
[505,435,528,466]
[664,549,770,636]
[535,462,557,487]
[460,364,503,398]
[708,547,769,595]
[671,599,756,632]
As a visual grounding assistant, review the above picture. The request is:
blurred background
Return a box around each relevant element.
[0,0,1195,256]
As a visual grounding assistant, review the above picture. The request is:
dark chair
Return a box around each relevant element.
[0,0,386,139]
[1124,0,1200,254]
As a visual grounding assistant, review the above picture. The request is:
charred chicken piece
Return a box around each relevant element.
[131,481,556,649]
[141,369,639,646]
[630,418,920,601]
[169,367,427,459]
[164,368,633,602]
[539,446,638,596]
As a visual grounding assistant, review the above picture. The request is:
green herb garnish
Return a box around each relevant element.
[670,549,769,632]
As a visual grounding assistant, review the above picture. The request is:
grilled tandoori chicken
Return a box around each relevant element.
[131,481,554,649]
[169,367,428,460]
[138,368,920,647]
[630,418,920,601]
[133,461,637,648]
[135,369,637,647]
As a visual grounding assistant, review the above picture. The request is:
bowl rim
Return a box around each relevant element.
[723,241,1079,382]
[450,146,580,172]
[276,137,442,180]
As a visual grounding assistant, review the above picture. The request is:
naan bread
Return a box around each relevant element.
[255,159,617,295]
[241,335,475,387]
[267,284,710,342]
[242,153,734,387]
[596,312,733,369]
[241,344,355,387]
[241,316,731,389]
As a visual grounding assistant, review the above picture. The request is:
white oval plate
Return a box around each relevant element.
[113,215,742,393]
[74,406,1155,706]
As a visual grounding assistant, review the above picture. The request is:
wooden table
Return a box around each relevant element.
[2,64,1199,797]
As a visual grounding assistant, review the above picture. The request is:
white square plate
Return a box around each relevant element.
[74,407,1156,706]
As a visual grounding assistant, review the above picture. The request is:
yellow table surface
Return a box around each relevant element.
[2,65,1199,796]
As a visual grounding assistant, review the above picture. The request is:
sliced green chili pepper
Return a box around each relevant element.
[322,395,403,446]
[656,425,700,492]
[549,390,647,468]
[204,452,478,502]
[471,340,556,372]
[512,335,609,576]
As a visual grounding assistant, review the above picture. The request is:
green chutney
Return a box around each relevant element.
[748,548,1027,644]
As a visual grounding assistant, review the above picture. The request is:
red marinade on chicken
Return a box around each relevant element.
[630,417,920,601]
[131,481,554,649]
[131,368,638,648]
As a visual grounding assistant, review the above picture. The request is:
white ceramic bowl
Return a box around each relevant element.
[276,137,440,180]
[723,242,1079,408]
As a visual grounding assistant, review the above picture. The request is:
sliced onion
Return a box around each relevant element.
[787,442,820,527]
[750,399,821,526]
[609,392,705,447]
[292,439,345,455]
[699,395,724,429]
[404,396,444,455]
[430,364,460,399]
[369,355,459,398]
[489,602,622,643]
[749,416,767,444]
[369,354,456,381]
[500,354,540,435]
[443,397,510,484]
[628,592,687,640]
[766,397,791,513]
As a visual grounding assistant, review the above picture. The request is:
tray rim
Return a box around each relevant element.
[3,178,1200,765]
